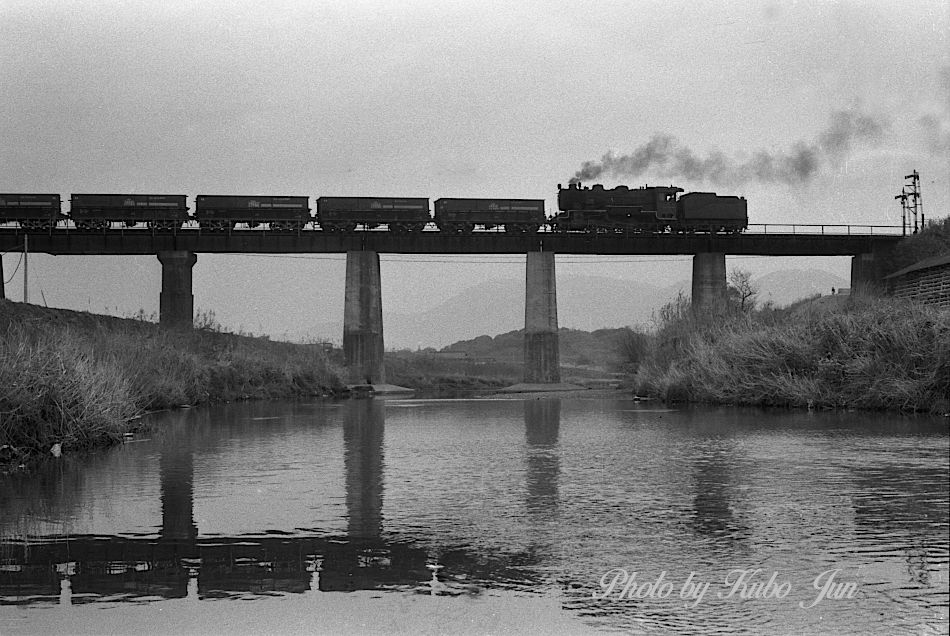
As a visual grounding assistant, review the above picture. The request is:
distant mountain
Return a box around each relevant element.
[444,326,633,369]
[305,269,850,349]
[380,276,671,349]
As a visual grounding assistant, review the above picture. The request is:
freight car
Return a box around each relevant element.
[434,198,545,234]
[552,183,747,233]
[70,194,189,230]
[316,197,430,232]
[194,195,310,231]
[0,194,63,230]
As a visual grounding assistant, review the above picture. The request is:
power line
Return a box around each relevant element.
[4,251,23,284]
[1,243,25,257]
[224,252,792,264]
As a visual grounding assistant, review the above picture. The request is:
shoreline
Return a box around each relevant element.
[4,291,947,472]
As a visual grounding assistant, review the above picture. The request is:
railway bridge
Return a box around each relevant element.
[0,225,903,385]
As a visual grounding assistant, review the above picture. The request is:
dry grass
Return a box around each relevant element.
[634,292,950,413]
[385,353,522,391]
[0,300,344,461]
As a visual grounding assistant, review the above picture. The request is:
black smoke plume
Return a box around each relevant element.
[569,108,888,187]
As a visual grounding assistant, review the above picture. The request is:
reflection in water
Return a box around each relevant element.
[1,399,947,635]
[343,399,385,540]
[690,442,749,542]
[524,399,560,517]
[850,463,949,589]
[159,412,198,546]
[675,409,749,543]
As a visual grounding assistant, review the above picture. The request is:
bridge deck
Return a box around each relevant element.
[0,227,902,256]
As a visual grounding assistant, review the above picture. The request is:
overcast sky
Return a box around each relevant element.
[2,0,948,342]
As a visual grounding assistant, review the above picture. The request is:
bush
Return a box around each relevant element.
[633,291,950,413]
[0,300,344,460]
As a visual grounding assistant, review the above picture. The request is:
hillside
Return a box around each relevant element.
[325,268,850,349]
[443,327,635,370]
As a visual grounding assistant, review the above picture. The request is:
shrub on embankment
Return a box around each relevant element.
[385,353,522,391]
[0,300,344,461]
[632,293,950,413]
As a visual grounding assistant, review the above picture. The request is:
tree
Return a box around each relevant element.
[728,269,758,313]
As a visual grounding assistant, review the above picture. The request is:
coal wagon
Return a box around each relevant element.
[194,195,311,231]
[434,198,545,233]
[316,197,430,232]
[0,194,63,230]
[70,194,189,230]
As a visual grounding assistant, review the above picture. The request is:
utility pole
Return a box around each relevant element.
[895,171,923,235]
[895,189,909,236]
[23,234,28,304]
[0,252,5,300]
[905,170,922,234]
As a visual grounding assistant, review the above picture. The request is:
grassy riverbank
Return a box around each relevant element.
[385,353,521,392]
[0,301,344,464]
[630,292,949,413]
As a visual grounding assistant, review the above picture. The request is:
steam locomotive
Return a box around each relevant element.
[553,183,748,233]
[0,185,748,234]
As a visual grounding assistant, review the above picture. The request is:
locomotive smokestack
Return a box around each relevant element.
[567,107,889,187]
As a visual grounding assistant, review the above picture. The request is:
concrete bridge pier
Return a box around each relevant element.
[157,251,197,329]
[851,252,888,292]
[691,252,727,312]
[344,250,386,385]
[524,250,561,383]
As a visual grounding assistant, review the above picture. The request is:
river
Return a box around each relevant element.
[1,397,947,635]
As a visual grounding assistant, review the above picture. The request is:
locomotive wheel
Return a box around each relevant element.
[389,223,405,234]
[270,221,285,231]
[525,224,540,234]
[459,222,474,235]
[125,220,137,228]
[408,222,426,232]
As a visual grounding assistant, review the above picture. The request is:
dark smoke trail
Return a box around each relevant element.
[569,107,888,187]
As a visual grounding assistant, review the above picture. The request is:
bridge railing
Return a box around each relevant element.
[746,224,904,236]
